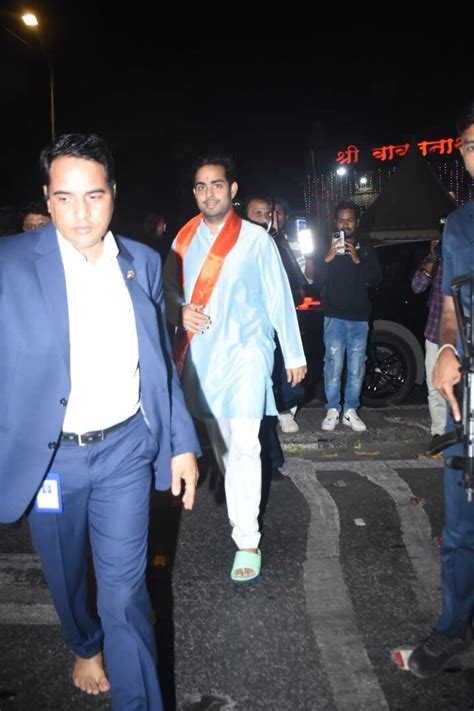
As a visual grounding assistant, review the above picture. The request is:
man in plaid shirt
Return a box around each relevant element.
[411,239,447,440]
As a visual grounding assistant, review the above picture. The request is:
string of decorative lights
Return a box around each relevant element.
[304,155,471,229]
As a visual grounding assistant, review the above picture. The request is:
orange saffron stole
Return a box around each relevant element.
[173,209,242,376]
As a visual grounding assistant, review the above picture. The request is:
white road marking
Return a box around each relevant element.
[0,553,58,625]
[0,602,59,625]
[311,460,441,613]
[284,458,390,711]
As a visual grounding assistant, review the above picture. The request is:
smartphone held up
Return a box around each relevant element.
[332,230,345,255]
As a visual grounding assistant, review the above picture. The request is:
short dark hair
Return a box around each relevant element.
[144,210,167,222]
[40,133,115,189]
[334,199,360,221]
[192,154,236,185]
[244,193,272,214]
[272,197,290,216]
[457,101,474,136]
[20,199,50,220]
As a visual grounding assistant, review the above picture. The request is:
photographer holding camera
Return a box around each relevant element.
[408,101,474,678]
[316,200,381,433]
[411,235,447,447]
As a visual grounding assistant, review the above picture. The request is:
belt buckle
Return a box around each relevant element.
[77,433,86,446]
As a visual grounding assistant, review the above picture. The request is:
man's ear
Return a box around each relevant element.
[231,181,238,199]
[112,182,117,199]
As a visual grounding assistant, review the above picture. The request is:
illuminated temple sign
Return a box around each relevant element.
[336,137,461,164]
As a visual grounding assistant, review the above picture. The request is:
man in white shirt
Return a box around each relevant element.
[0,133,200,710]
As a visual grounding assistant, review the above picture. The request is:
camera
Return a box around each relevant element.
[332,230,345,255]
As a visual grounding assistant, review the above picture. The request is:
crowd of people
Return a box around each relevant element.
[0,100,473,708]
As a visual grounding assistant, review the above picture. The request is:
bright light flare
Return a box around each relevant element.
[298,228,314,255]
[22,13,39,26]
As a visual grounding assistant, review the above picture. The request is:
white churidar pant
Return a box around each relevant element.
[205,418,261,550]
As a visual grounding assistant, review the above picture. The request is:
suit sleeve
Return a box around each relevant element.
[163,240,184,327]
[151,258,202,458]
[441,223,455,296]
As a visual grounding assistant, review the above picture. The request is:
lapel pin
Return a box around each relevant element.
[127,270,135,280]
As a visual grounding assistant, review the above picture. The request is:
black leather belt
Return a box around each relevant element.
[61,413,137,446]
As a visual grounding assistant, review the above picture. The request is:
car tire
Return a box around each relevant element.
[362,329,417,408]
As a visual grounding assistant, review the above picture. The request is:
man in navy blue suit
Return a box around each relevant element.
[0,133,200,709]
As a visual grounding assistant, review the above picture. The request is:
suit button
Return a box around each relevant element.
[48,441,57,449]
[60,398,68,406]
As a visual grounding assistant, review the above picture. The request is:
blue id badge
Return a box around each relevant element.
[34,472,63,513]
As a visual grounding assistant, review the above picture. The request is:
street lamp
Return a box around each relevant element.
[22,13,38,27]
[21,12,55,139]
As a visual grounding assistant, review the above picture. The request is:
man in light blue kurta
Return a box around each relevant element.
[164,155,306,581]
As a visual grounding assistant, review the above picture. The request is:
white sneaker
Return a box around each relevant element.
[278,411,299,434]
[321,408,339,431]
[342,409,367,432]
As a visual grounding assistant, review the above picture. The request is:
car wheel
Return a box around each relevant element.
[362,330,417,408]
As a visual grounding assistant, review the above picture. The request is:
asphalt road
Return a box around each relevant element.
[1,400,473,711]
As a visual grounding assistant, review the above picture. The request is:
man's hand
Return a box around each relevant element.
[429,240,440,259]
[171,452,199,510]
[286,366,307,386]
[434,295,462,421]
[181,303,210,334]
[324,241,338,263]
[432,348,462,421]
[419,241,439,274]
[345,241,360,264]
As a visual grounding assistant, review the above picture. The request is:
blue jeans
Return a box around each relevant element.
[323,317,368,412]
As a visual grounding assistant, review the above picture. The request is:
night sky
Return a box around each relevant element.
[1,2,471,233]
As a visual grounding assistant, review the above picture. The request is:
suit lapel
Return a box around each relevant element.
[117,243,170,395]
[34,225,70,373]
[117,245,159,352]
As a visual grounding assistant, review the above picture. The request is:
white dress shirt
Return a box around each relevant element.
[58,231,140,433]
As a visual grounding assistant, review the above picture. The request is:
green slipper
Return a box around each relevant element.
[230,549,261,583]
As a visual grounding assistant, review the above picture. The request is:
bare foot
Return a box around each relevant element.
[73,652,110,695]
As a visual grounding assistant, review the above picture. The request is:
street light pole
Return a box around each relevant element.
[22,13,55,139]
[43,43,55,139]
